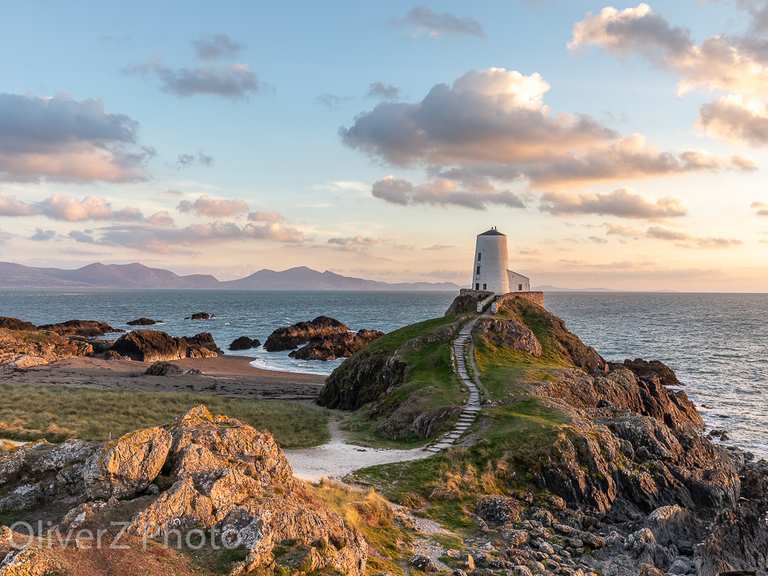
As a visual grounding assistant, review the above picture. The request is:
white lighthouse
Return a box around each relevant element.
[472,227,530,294]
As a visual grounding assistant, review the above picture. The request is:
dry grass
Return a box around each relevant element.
[313,480,413,575]
[0,383,329,448]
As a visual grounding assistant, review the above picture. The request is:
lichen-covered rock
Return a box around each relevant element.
[264,316,349,352]
[83,427,172,500]
[110,330,220,362]
[128,405,367,576]
[290,329,384,361]
[620,358,682,387]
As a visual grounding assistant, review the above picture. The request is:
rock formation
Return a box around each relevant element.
[228,336,261,351]
[289,329,384,361]
[0,327,93,368]
[0,406,368,576]
[144,362,201,376]
[110,330,221,362]
[36,320,123,337]
[0,317,36,332]
[127,317,162,326]
[185,312,214,320]
[264,316,348,351]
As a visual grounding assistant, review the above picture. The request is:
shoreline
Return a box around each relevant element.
[1,354,327,401]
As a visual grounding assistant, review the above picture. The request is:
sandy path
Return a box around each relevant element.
[286,420,430,482]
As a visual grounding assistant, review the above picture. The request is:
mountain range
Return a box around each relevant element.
[0,262,459,291]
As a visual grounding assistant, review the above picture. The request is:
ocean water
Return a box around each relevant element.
[0,290,765,457]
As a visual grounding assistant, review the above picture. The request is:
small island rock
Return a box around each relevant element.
[264,316,348,351]
[229,336,261,351]
[127,317,162,326]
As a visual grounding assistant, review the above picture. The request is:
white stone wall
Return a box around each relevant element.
[507,270,531,292]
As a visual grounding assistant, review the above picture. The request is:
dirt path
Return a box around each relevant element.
[286,420,430,482]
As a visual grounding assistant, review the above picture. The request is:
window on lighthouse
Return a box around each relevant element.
[476,266,480,275]
[477,253,482,262]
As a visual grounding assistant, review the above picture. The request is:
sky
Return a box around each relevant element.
[1,0,767,291]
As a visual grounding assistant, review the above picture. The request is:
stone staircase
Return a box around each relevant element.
[427,319,481,453]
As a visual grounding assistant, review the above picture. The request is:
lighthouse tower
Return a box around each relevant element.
[472,227,510,293]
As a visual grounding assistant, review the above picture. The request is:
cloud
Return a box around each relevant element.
[424,244,454,251]
[367,82,400,100]
[69,220,304,253]
[177,195,249,218]
[193,34,243,60]
[0,193,148,222]
[646,225,742,248]
[0,93,150,182]
[569,3,768,148]
[0,195,38,217]
[147,211,175,227]
[396,6,485,38]
[371,176,525,210]
[127,61,261,99]
[752,201,768,215]
[699,95,768,145]
[248,211,283,222]
[342,68,744,191]
[29,229,56,241]
[327,236,378,250]
[540,188,687,219]
[176,151,214,168]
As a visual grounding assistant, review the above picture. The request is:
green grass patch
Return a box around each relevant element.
[352,399,570,528]
[0,383,329,449]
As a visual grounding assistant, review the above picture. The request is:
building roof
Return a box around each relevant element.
[479,228,505,236]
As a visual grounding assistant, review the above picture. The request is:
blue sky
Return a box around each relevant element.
[0,1,766,290]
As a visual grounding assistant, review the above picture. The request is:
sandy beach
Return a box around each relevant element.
[1,354,327,400]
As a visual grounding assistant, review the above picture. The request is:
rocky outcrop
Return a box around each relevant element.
[620,358,682,387]
[228,336,261,351]
[264,316,348,351]
[0,327,93,367]
[37,320,123,337]
[185,311,214,320]
[0,406,368,576]
[289,329,384,361]
[126,317,161,326]
[110,330,221,362]
[144,362,201,376]
[0,317,36,331]
[473,317,543,357]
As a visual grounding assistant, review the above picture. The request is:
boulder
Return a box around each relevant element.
[185,312,214,320]
[36,320,123,337]
[264,316,349,351]
[83,427,172,500]
[289,329,384,361]
[144,362,201,376]
[228,336,261,351]
[126,317,161,326]
[0,317,36,331]
[110,330,220,362]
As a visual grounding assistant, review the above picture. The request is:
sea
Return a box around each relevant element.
[0,290,766,458]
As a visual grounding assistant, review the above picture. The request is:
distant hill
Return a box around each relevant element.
[0,262,458,291]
